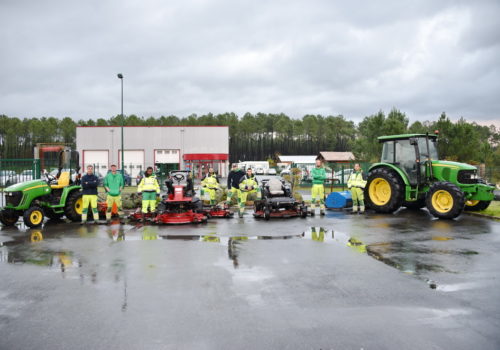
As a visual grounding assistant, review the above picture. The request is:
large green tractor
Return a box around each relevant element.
[0,149,83,228]
[365,133,495,219]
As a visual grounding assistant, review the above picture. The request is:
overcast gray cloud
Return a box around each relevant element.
[1,0,499,125]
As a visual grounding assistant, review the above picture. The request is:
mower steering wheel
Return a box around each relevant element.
[173,174,185,183]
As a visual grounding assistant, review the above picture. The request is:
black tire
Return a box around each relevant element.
[0,209,19,226]
[403,197,426,210]
[426,182,465,219]
[365,167,404,213]
[23,206,45,228]
[65,191,83,222]
[264,206,271,220]
[464,200,491,212]
[300,206,308,218]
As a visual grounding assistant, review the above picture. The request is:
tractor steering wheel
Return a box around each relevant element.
[45,173,56,184]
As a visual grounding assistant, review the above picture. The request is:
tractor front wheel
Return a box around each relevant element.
[0,209,19,226]
[65,191,83,222]
[23,206,45,228]
[426,182,465,219]
[464,200,491,212]
[365,167,404,213]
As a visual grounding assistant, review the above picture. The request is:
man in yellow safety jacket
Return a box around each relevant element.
[201,168,220,206]
[347,163,367,213]
[238,168,260,218]
[137,166,160,222]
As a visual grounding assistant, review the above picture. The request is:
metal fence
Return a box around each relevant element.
[0,159,41,207]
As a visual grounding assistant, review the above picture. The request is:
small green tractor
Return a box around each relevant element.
[0,149,83,227]
[365,133,495,219]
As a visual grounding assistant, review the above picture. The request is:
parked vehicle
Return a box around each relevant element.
[365,133,495,219]
[0,170,16,187]
[333,169,354,184]
[267,168,277,175]
[255,167,265,175]
[6,169,34,186]
[0,148,82,228]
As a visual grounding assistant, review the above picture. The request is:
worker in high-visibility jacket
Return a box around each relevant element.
[226,163,245,207]
[137,166,160,221]
[201,168,220,206]
[310,158,327,216]
[238,168,260,218]
[347,163,367,213]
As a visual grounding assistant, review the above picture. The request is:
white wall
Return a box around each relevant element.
[76,126,229,169]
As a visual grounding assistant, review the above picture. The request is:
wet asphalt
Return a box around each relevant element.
[1,207,500,350]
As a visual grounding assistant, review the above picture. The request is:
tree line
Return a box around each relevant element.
[1,110,499,167]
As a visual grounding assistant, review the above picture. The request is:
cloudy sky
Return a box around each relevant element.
[1,0,499,125]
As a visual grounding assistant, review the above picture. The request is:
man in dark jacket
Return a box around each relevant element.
[81,165,99,224]
[226,163,245,206]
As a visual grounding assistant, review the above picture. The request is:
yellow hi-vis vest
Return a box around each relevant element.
[138,175,160,193]
[347,171,367,189]
[202,174,219,189]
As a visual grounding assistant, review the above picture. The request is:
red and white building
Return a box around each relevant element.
[76,126,229,179]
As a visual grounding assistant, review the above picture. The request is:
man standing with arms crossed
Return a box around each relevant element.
[104,164,125,224]
[81,165,99,224]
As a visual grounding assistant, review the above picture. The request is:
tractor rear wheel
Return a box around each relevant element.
[426,182,465,219]
[0,209,19,226]
[23,206,45,228]
[464,200,491,212]
[365,167,404,213]
[65,191,83,222]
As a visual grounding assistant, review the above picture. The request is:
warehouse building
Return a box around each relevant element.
[76,126,229,180]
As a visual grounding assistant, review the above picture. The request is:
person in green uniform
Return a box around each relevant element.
[103,164,125,223]
[310,158,326,216]
[347,163,367,213]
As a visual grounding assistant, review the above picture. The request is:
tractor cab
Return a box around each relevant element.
[379,134,438,186]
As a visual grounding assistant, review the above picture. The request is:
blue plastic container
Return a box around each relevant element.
[325,191,352,209]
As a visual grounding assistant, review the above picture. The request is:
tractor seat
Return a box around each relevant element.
[267,178,285,196]
[51,171,70,189]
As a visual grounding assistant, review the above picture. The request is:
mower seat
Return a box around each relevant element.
[51,171,70,189]
[267,178,285,196]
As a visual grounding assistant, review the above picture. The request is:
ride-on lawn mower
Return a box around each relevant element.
[202,204,233,218]
[0,148,82,228]
[253,177,308,220]
[154,170,207,224]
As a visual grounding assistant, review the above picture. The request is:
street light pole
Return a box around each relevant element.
[117,73,124,175]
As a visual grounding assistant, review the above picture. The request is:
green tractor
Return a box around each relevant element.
[0,148,83,227]
[365,133,495,219]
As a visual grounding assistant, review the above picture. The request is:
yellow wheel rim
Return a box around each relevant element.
[30,210,43,225]
[30,231,44,242]
[465,199,479,207]
[369,178,391,206]
[431,190,453,213]
[75,198,83,215]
